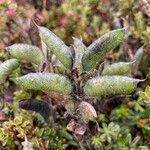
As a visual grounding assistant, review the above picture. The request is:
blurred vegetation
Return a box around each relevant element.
[0,0,149,149]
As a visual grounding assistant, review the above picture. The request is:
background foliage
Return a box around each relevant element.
[0,0,149,149]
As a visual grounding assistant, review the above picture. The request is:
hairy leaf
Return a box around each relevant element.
[84,76,140,97]
[82,28,126,71]
[19,99,51,121]
[6,44,44,65]
[131,46,144,73]
[72,37,86,75]
[102,62,133,76]
[0,59,19,83]
[38,26,73,69]
[16,73,72,95]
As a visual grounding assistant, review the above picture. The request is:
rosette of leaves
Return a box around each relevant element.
[1,24,145,140]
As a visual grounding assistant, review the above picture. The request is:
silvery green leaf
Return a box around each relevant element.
[0,59,19,83]
[7,44,44,65]
[16,72,72,95]
[72,37,86,75]
[84,76,141,97]
[102,62,133,76]
[38,26,73,69]
[82,28,126,71]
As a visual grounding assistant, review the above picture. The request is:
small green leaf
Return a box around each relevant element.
[16,73,72,95]
[72,37,86,75]
[54,60,65,74]
[84,76,140,97]
[0,59,19,83]
[14,116,23,126]
[7,44,44,65]
[82,28,126,71]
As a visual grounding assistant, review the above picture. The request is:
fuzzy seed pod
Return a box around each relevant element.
[0,59,19,83]
[78,101,97,123]
[38,26,73,69]
[102,62,133,76]
[84,76,141,97]
[16,73,72,95]
[82,28,126,71]
[6,44,44,65]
